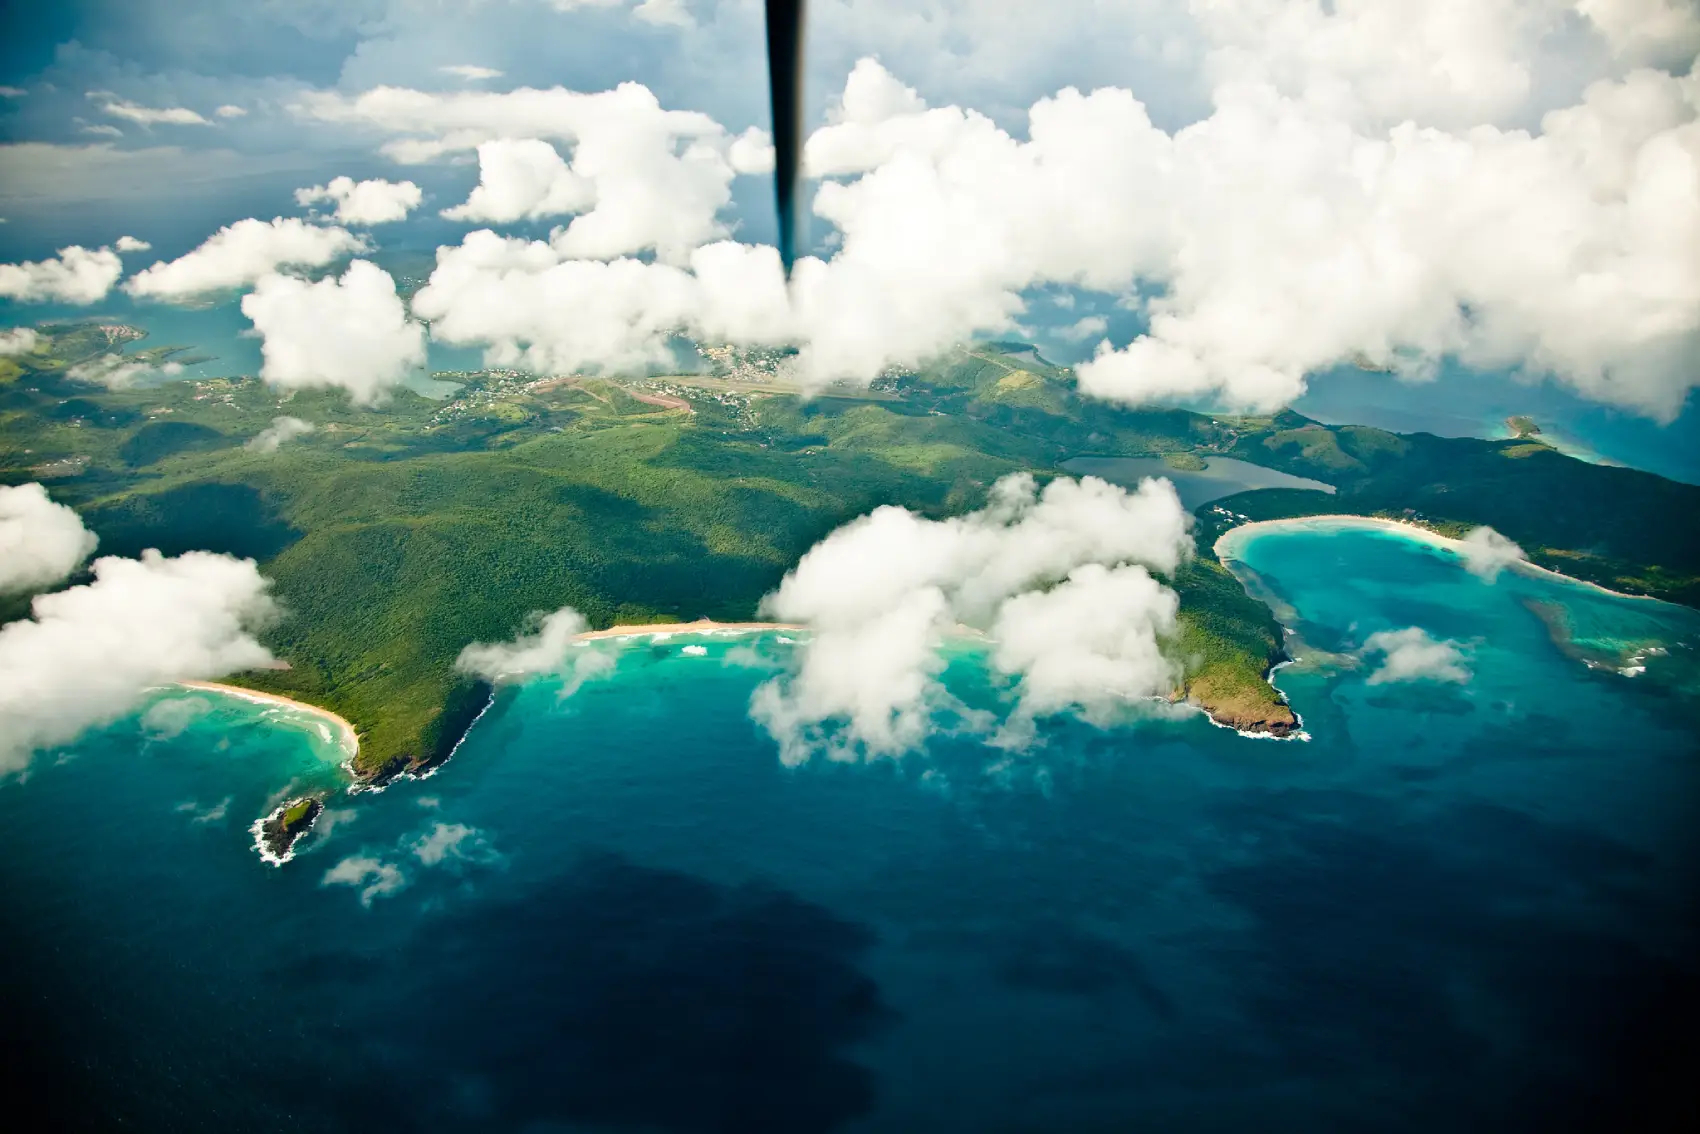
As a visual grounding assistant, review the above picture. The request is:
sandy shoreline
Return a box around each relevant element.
[576,619,807,641]
[1214,514,1655,602]
[176,681,360,757]
[1215,514,1455,558]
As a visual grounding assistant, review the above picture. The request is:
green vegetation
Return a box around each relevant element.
[1162,451,1209,472]
[259,795,323,861]
[16,327,1691,775]
[1195,412,1700,604]
[119,420,229,467]
[1171,558,1295,734]
[3,331,1291,775]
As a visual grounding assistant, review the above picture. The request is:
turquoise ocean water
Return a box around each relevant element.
[3,526,1697,1132]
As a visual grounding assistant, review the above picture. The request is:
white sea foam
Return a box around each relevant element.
[250,796,321,867]
[1190,658,1311,741]
[445,688,498,764]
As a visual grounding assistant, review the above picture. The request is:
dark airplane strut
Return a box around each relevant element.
[764,0,806,278]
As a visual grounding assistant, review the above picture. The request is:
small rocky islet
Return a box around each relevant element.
[255,796,324,864]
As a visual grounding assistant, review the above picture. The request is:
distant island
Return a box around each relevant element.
[5,329,1695,786]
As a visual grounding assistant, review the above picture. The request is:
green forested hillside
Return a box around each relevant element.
[1,333,1293,777]
[11,330,1690,778]
[1206,412,1700,604]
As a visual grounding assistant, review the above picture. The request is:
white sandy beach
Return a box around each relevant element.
[177,681,360,757]
[575,619,808,641]
[1214,513,1655,602]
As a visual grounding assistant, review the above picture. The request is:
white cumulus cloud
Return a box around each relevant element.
[114,235,151,252]
[0,244,125,304]
[246,415,316,453]
[990,562,1182,734]
[727,126,776,174]
[1075,62,1700,418]
[788,57,1700,417]
[321,855,408,906]
[91,94,212,127]
[126,217,369,302]
[144,696,211,740]
[410,229,731,375]
[441,64,504,82]
[0,483,98,596]
[0,549,278,777]
[300,79,755,263]
[633,0,693,27]
[455,605,616,692]
[66,353,184,389]
[179,795,231,823]
[1195,0,1570,130]
[324,819,500,905]
[408,821,498,866]
[1362,626,1472,685]
[241,261,426,405]
[541,0,691,27]
[751,473,1192,764]
[295,176,423,225]
[1058,315,1109,342]
[1580,0,1700,65]
[392,54,1700,416]
[440,138,593,223]
[1457,526,1528,580]
[0,327,39,355]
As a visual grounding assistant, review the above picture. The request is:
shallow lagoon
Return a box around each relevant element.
[2,526,1697,1132]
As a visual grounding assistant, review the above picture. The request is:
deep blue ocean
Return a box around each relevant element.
[4,526,1698,1133]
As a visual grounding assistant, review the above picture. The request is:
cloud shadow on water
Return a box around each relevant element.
[1196,791,1697,1132]
[993,920,1178,1022]
[296,851,895,1134]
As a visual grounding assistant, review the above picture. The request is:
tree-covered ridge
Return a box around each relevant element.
[1204,412,1700,605]
[2,333,1296,775]
[16,330,1691,776]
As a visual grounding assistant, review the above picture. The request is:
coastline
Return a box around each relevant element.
[344,625,805,786]
[576,619,808,641]
[176,681,359,759]
[249,795,324,867]
[580,618,1305,739]
[1194,680,1310,742]
[1214,514,1657,603]
[187,605,1335,788]
[1215,514,1454,559]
